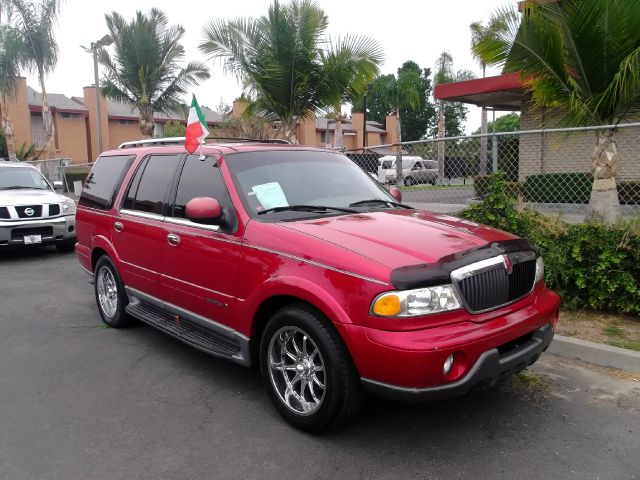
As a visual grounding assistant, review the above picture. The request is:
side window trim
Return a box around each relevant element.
[119,153,182,217]
[167,154,237,233]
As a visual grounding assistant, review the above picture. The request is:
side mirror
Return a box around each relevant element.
[389,187,402,202]
[185,197,223,224]
[53,180,64,191]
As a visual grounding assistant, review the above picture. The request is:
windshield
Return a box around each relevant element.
[226,150,400,218]
[0,166,51,190]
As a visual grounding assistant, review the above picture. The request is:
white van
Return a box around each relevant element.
[377,156,438,186]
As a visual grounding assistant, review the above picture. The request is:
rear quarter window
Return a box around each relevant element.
[79,155,135,210]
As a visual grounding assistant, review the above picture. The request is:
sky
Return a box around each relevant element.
[24,0,514,133]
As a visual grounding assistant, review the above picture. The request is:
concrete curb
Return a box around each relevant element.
[548,334,640,373]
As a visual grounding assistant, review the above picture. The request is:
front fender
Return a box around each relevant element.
[240,275,353,330]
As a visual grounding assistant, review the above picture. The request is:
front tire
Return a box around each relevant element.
[260,304,363,432]
[94,256,132,328]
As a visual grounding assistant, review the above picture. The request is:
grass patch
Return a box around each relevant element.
[399,184,471,191]
[511,371,548,392]
[603,325,626,338]
[607,339,640,352]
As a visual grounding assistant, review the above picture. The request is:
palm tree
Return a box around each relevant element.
[0,20,24,160]
[473,0,640,223]
[199,0,384,144]
[321,35,383,149]
[470,14,509,175]
[99,9,210,138]
[5,0,63,159]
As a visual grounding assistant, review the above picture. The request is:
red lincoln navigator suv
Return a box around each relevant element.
[76,138,559,432]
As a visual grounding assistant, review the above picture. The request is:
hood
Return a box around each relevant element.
[279,209,517,270]
[0,188,68,206]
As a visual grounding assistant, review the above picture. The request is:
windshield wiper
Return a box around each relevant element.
[0,185,47,190]
[257,204,358,215]
[348,198,412,209]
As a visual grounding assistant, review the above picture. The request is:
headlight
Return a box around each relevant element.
[535,256,544,284]
[62,198,76,215]
[372,285,462,317]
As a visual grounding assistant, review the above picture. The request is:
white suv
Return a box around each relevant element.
[0,162,76,251]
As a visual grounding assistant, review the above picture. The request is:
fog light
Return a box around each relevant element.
[443,354,454,375]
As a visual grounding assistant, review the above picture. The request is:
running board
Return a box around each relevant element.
[125,301,248,364]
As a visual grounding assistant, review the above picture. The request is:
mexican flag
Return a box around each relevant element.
[185,95,209,154]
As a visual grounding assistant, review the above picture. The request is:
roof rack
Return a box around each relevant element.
[118,136,290,149]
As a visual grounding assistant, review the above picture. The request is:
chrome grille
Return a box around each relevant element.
[452,252,537,313]
[15,205,42,218]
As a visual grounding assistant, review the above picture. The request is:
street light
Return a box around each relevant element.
[90,34,113,156]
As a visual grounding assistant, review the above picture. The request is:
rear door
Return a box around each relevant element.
[159,154,243,329]
[113,154,182,297]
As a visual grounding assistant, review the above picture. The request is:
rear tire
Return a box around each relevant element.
[94,256,132,328]
[259,304,363,432]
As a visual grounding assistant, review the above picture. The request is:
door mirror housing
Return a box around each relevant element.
[389,187,402,202]
[185,197,223,224]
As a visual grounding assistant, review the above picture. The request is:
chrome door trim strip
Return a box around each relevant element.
[243,243,389,286]
[119,209,165,222]
[164,216,220,232]
[125,286,251,366]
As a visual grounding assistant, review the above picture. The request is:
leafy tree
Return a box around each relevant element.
[15,141,42,161]
[0,20,23,160]
[4,0,63,158]
[472,112,520,134]
[396,61,436,142]
[164,121,186,137]
[0,130,7,158]
[432,51,474,138]
[99,9,210,137]
[199,0,383,144]
[473,0,640,223]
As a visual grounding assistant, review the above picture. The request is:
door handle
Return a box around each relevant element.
[167,233,181,246]
[114,222,124,232]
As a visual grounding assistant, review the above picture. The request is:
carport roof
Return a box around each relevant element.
[434,72,525,111]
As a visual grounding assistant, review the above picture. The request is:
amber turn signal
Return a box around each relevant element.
[372,293,402,316]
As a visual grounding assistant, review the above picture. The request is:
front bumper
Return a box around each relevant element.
[362,323,553,402]
[0,215,76,246]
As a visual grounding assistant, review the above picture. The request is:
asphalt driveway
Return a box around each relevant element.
[0,247,638,480]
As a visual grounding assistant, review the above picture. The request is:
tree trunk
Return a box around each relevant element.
[394,108,404,188]
[279,118,298,144]
[437,103,445,182]
[479,107,488,175]
[39,70,56,159]
[589,130,620,224]
[0,102,17,160]
[333,109,343,150]
[139,107,155,138]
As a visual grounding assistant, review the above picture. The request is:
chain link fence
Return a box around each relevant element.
[345,123,640,222]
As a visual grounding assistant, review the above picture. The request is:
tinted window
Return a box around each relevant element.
[124,155,180,215]
[122,157,148,211]
[173,155,231,219]
[79,155,134,210]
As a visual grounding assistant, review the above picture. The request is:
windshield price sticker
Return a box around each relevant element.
[252,182,289,210]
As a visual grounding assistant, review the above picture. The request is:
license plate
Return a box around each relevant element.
[23,234,42,245]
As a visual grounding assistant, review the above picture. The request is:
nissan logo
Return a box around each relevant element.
[24,207,35,217]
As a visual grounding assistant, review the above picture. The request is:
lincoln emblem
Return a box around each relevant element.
[502,255,513,274]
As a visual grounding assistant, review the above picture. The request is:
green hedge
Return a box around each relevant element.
[618,181,640,205]
[461,173,640,314]
[523,172,592,204]
[474,175,522,199]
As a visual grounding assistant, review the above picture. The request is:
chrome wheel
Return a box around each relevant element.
[268,326,326,416]
[96,266,118,319]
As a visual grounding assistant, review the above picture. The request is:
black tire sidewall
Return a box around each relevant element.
[259,305,354,432]
[94,256,130,328]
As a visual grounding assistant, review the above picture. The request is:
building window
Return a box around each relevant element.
[60,112,80,119]
[154,122,165,138]
[119,119,135,125]
[320,131,327,144]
